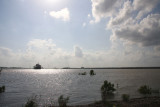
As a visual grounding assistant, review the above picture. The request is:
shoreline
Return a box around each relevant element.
[67,96,160,107]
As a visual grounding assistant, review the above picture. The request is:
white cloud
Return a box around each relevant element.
[74,46,83,58]
[0,47,14,57]
[49,8,70,21]
[0,44,159,67]
[27,39,56,49]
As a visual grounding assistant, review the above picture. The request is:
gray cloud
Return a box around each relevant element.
[107,1,133,28]
[91,0,160,48]
[113,14,160,47]
[91,0,121,22]
[133,0,159,19]
[104,0,160,48]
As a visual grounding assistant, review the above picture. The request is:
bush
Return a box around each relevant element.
[0,85,5,93]
[122,94,130,102]
[101,80,116,102]
[24,96,38,107]
[90,70,96,76]
[58,95,69,107]
[138,85,152,96]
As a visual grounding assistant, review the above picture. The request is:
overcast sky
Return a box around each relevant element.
[0,0,160,68]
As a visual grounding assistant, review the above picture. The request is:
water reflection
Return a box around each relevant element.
[0,69,160,106]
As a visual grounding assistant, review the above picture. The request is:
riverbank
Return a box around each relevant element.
[67,96,160,107]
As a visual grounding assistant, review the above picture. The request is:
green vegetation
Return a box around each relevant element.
[122,94,130,102]
[101,80,116,102]
[90,70,96,76]
[58,95,69,107]
[138,85,152,96]
[0,85,5,93]
[78,72,87,75]
[24,96,38,107]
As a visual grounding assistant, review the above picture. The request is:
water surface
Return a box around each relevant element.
[0,69,160,106]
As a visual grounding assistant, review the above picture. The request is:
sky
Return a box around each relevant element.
[0,0,160,68]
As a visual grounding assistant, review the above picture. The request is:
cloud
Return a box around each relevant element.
[74,46,83,58]
[0,47,13,57]
[27,39,56,49]
[110,14,160,47]
[133,0,159,19]
[104,0,160,48]
[49,8,70,21]
[91,0,122,23]
[107,0,133,28]
[0,43,160,67]
[88,0,160,66]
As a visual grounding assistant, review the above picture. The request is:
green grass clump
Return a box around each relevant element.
[122,94,130,102]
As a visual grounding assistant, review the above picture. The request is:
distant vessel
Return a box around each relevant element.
[33,63,42,69]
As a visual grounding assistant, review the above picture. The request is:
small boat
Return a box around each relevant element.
[33,63,42,69]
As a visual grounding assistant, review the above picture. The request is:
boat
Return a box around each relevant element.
[33,63,42,69]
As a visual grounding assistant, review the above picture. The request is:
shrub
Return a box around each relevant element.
[122,94,130,102]
[24,96,38,107]
[101,80,116,102]
[90,70,96,76]
[0,85,5,93]
[138,85,152,96]
[58,95,69,107]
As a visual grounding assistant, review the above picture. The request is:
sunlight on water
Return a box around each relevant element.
[11,69,64,74]
[0,69,160,106]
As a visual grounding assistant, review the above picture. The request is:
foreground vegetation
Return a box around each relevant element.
[23,80,160,107]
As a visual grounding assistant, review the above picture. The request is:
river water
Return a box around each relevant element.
[0,69,160,106]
